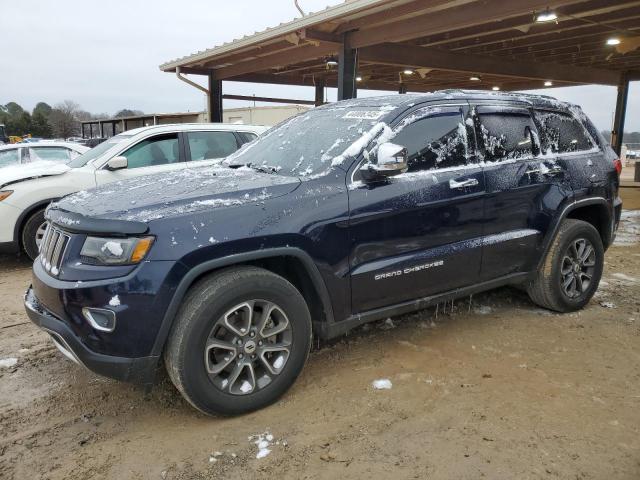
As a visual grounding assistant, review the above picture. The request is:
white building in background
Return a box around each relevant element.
[81,105,310,138]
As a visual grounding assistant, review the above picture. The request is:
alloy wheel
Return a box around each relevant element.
[35,222,48,250]
[560,238,596,299]
[204,300,292,395]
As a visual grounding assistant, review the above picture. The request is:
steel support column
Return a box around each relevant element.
[81,123,85,139]
[338,33,357,100]
[398,83,407,94]
[612,72,630,157]
[315,78,326,106]
[208,74,223,123]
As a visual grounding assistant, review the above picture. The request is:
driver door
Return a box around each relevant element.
[94,132,187,185]
[348,104,485,313]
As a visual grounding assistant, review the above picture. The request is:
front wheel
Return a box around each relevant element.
[527,219,604,312]
[21,209,47,260]
[164,266,312,415]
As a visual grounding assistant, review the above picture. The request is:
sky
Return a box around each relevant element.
[1,0,638,132]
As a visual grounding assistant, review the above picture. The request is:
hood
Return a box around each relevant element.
[0,161,71,188]
[52,165,301,223]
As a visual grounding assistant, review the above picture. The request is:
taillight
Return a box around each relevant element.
[613,158,622,176]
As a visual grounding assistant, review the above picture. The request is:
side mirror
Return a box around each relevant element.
[360,142,408,182]
[106,156,127,170]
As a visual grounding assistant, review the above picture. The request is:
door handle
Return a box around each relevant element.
[449,178,479,189]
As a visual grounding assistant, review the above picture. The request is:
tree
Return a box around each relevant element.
[114,108,144,118]
[49,100,81,138]
[32,102,52,118]
[31,112,53,138]
[0,102,31,136]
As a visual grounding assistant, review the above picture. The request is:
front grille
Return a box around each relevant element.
[39,223,70,276]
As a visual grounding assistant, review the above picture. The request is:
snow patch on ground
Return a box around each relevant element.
[372,379,392,390]
[0,357,18,368]
[614,210,640,246]
[611,272,637,283]
[109,295,120,307]
[473,305,493,315]
[249,432,275,459]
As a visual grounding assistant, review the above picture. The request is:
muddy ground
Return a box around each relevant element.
[1,187,639,480]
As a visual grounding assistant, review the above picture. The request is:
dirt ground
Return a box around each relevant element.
[1,187,639,480]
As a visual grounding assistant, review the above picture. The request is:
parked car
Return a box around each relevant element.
[0,124,266,259]
[0,141,89,169]
[24,91,621,415]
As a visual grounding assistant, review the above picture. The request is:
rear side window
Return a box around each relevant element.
[391,109,469,171]
[187,131,239,161]
[238,132,258,146]
[476,108,537,162]
[533,109,594,153]
[0,149,20,167]
[28,147,71,163]
[122,133,179,169]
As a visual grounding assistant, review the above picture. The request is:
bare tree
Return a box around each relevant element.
[49,100,82,138]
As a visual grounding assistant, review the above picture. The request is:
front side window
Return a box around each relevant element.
[0,149,20,167]
[476,108,538,162]
[390,109,469,171]
[122,133,179,169]
[533,109,594,153]
[187,131,238,161]
[28,147,71,163]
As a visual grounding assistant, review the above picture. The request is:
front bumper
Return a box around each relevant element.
[25,287,159,383]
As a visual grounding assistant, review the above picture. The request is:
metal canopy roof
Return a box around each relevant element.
[160,0,640,92]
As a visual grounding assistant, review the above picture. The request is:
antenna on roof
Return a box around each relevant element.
[294,0,305,16]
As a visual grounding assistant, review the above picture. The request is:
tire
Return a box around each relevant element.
[21,209,47,260]
[164,266,312,416]
[527,219,604,312]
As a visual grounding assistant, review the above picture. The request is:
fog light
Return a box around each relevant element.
[82,307,116,332]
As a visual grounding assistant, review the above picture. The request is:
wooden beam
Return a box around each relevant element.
[208,75,222,123]
[350,0,593,48]
[222,94,315,105]
[213,43,337,80]
[359,43,620,85]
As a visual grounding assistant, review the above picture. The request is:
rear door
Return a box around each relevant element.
[94,132,187,185]
[532,108,602,199]
[348,104,485,313]
[471,103,572,281]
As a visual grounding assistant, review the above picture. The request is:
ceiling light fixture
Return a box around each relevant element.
[356,76,363,82]
[535,9,558,23]
[492,86,500,91]
[606,37,621,46]
[544,81,553,86]
[470,76,481,81]
[403,69,414,75]
[326,56,338,66]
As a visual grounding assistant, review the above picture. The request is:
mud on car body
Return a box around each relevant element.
[25,91,622,415]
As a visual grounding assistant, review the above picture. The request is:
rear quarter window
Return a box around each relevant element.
[533,109,594,153]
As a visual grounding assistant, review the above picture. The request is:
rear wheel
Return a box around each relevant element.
[164,266,312,415]
[21,209,47,260]
[527,219,603,312]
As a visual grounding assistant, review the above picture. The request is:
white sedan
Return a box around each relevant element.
[0,123,267,259]
[0,141,89,169]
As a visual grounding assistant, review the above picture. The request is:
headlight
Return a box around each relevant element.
[0,190,13,201]
[80,236,154,265]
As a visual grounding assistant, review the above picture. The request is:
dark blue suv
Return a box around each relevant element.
[25,91,623,415]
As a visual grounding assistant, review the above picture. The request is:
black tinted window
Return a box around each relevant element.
[534,109,594,153]
[477,109,537,162]
[391,110,468,171]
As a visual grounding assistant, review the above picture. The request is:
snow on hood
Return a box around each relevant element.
[0,161,71,188]
[52,165,300,222]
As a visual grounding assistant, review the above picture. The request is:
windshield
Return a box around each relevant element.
[224,105,394,177]
[68,134,133,168]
